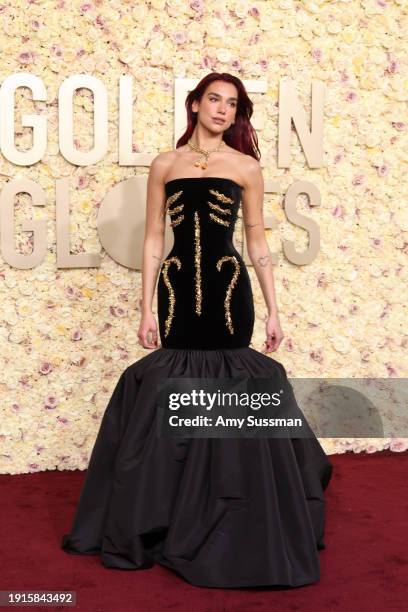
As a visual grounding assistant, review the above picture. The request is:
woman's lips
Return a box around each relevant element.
[212,118,225,124]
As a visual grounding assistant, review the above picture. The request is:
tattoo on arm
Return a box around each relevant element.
[152,254,163,267]
[257,254,270,267]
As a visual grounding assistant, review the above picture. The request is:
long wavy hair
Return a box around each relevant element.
[176,72,261,161]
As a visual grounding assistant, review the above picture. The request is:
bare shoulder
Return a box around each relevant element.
[150,150,177,172]
[148,150,177,184]
[235,153,262,190]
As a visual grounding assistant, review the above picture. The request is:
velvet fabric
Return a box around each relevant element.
[158,177,254,349]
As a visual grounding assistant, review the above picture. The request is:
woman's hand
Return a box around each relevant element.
[137,310,161,349]
[262,312,284,353]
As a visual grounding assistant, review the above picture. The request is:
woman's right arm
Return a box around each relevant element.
[138,154,169,348]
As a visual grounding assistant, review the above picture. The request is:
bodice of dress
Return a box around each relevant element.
[158,176,254,349]
[164,176,242,256]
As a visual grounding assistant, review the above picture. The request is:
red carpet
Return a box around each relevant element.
[1,449,407,611]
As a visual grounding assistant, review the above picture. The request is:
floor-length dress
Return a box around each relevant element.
[61,176,333,588]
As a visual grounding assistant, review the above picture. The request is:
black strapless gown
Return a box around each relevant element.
[61,177,333,588]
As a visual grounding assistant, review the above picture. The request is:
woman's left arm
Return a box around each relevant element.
[241,158,284,353]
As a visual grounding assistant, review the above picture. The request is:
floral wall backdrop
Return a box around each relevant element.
[0,0,407,474]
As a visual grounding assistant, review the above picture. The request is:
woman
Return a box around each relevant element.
[62,72,333,589]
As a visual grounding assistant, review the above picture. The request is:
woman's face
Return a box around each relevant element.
[193,81,238,133]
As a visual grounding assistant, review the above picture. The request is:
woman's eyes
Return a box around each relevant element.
[210,97,236,107]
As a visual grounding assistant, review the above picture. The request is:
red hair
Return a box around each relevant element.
[176,72,261,161]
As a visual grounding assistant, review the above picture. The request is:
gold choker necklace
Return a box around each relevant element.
[187,138,225,169]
